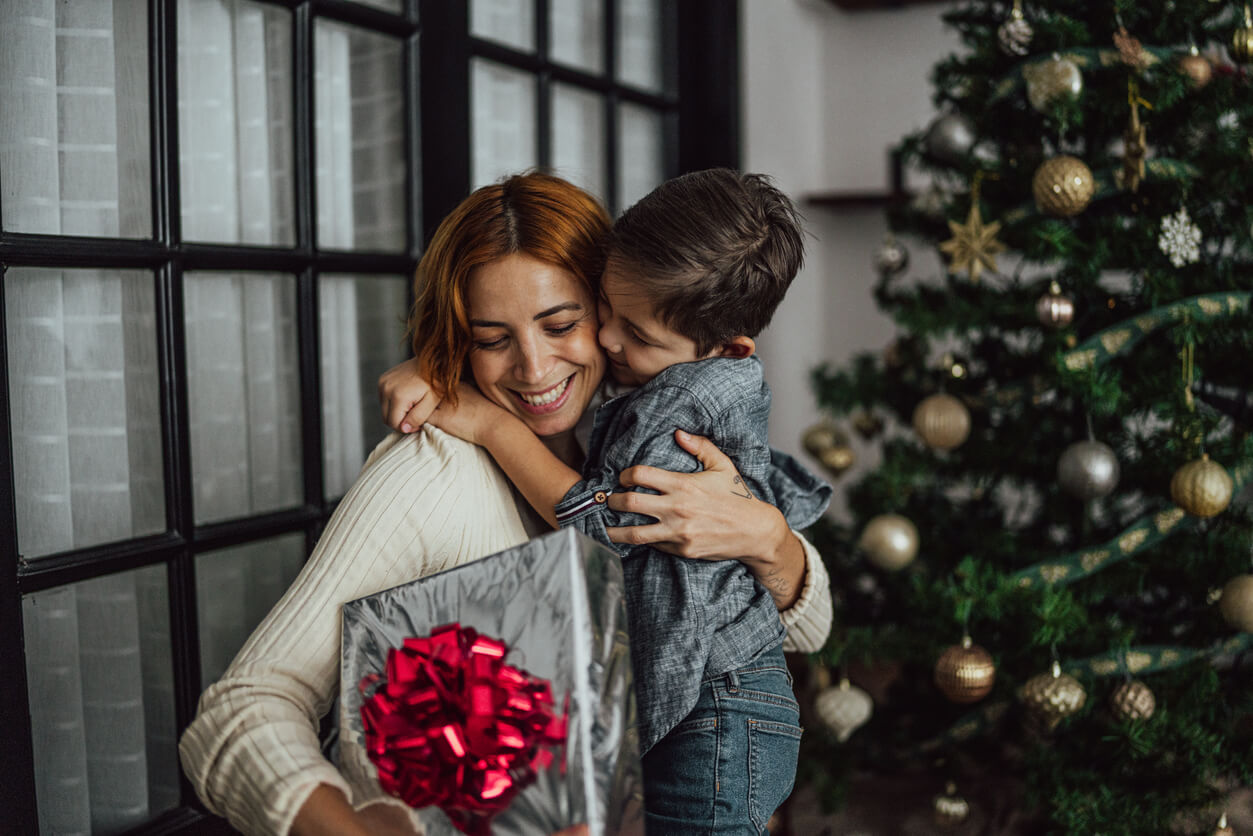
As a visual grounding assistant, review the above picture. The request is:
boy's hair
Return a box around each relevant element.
[608,168,805,354]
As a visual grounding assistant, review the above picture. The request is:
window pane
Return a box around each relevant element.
[471,59,537,188]
[319,274,409,499]
[23,566,177,834]
[617,103,665,213]
[616,0,664,93]
[0,0,151,237]
[551,84,606,204]
[5,268,164,560]
[470,0,535,52]
[550,0,603,73]
[185,272,302,525]
[177,0,295,246]
[353,0,403,12]
[195,534,306,686]
[315,22,407,252]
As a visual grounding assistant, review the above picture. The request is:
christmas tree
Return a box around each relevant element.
[800,2,1253,833]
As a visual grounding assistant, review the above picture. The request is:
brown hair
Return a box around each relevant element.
[408,172,612,403]
[608,168,805,354]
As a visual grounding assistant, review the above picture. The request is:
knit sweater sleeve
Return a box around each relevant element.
[780,530,833,654]
[178,429,528,835]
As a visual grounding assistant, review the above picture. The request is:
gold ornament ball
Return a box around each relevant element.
[1178,53,1213,88]
[933,782,971,829]
[857,513,919,571]
[1033,156,1096,218]
[1170,454,1234,518]
[802,422,856,478]
[1234,10,1253,64]
[1219,574,1253,632]
[935,636,997,703]
[1109,679,1156,722]
[814,679,874,742]
[913,393,971,451]
[1023,54,1083,112]
[1036,281,1075,328]
[1018,662,1086,732]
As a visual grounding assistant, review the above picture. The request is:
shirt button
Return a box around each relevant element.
[593,491,607,504]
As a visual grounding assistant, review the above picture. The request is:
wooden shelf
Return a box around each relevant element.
[822,0,950,9]
[805,190,910,209]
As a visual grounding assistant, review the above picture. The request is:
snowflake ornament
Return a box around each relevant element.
[1159,207,1201,267]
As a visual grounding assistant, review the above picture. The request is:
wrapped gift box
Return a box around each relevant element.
[340,528,644,836]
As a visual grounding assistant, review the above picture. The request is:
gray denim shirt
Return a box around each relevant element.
[554,354,831,753]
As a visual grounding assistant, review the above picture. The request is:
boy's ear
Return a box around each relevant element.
[710,336,755,359]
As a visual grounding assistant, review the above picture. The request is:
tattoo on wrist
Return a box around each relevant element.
[762,566,790,596]
[730,475,753,500]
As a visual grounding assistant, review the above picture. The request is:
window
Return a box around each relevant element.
[0,0,737,831]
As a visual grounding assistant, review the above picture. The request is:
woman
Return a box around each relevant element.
[179,173,832,836]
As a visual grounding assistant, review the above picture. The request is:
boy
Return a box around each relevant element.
[427,169,830,834]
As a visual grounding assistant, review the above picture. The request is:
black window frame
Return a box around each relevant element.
[0,0,740,831]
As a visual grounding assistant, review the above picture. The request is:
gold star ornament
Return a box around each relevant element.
[939,201,1006,282]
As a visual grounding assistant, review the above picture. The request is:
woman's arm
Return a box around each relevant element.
[605,430,805,606]
[179,431,530,834]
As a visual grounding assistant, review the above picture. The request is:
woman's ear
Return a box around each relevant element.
[709,336,755,359]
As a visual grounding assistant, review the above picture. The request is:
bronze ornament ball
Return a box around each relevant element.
[1018,661,1087,732]
[1178,52,1213,88]
[1057,440,1120,500]
[857,513,920,571]
[1035,281,1075,328]
[912,393,971,451]
[1109,679,1156,722]
[1170,454,1234,518]
[934,636,996,703]
[1032,155,1096,218]
[1218,574,1253,632]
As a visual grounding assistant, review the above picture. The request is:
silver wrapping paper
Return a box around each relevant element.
[340,528,644,836]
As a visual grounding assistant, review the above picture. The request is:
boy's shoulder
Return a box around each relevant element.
[634,354,766,412]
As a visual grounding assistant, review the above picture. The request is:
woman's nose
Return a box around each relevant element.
[514,337,550,383]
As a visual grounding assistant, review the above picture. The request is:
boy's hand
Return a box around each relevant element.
[427,383,502,447]
[378,357,442,433]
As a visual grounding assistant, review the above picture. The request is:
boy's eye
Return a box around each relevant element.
[627,329,653,347]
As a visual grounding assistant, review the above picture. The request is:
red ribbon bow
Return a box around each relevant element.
[360,623,567,836]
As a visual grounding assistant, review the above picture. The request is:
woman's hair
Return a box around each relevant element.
[408,172,612,403]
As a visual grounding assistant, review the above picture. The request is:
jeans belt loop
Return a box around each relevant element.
[725,669,739,693]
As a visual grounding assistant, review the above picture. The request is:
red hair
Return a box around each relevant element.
[408,173,612,404]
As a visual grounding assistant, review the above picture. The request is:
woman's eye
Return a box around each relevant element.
[473,335,508,350]
[547,322,578,336]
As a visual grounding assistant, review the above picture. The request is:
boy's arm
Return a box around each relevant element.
[427,384,579,529]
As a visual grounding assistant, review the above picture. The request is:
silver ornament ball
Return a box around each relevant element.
[874,235,910,276]
[1057,440,1120,500]
[814,679,873,742]
[925,113,976,164]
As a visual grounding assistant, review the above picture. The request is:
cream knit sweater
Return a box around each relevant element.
[178,427,833,835]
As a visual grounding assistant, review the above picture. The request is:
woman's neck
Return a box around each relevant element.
[541,429,583,469]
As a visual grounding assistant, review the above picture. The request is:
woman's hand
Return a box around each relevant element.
[605,430,807,610]
[378,357,442,433]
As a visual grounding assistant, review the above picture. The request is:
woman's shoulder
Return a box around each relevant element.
[363,426,498,471]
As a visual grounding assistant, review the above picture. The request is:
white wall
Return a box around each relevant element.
[743,0,960,520]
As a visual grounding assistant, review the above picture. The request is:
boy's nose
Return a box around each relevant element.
[598,324,622,354]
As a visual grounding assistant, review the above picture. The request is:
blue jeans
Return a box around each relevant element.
[640,644,801,835]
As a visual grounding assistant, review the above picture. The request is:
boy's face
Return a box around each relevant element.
[597,261,710,386]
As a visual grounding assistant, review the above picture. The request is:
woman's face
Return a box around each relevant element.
[465,253,605,439]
